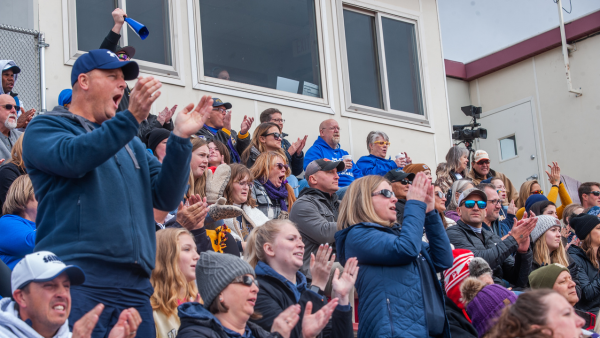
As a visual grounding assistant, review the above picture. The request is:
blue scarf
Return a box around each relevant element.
[262,179,289,212]
[203,124,241,163]
[255,261,307,302]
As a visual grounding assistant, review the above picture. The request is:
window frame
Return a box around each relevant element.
[62,0,186,86]
[187,0,334,114]
[335,0,430,127]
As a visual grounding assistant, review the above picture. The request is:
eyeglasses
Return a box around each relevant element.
[373,140,390,146]
[212,108,230,114]
[275,163,289,170]
[232,275,259,287]
[476,160,490,165]
[372,189,395,199]
[321,126,340,131]
[488,199,501,206]
[235,180,252,188]
[530,190,544,195]
[263,132,282,140]
[0,104,19,111]
[116,53,130,61]
[589,191,600,196]
[435,191,445,199]
[270,118,285,124]
[396,179,411,185]
[461,200,487,209]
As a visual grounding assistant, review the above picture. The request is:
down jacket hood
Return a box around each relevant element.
[0,297,72,338]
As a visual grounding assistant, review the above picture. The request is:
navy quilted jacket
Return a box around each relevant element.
[335,200,453,338]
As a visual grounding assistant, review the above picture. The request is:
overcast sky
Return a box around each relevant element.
[438,0,600,63]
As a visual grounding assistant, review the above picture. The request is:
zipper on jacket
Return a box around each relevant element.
[386,298,395,336]
[115,156,139,265]
[416,254,430,333]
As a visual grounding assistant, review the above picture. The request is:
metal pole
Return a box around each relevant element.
[38,32,49,113]
[557,0,582,96]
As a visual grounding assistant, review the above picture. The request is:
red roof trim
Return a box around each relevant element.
[445,10,600,81]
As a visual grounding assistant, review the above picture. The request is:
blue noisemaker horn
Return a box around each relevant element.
[124,17,149,40]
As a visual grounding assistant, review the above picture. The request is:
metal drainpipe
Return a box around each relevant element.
[38,32,49,113]
[556,0,582,97]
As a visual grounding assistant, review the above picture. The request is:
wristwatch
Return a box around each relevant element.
[310,285,324,296]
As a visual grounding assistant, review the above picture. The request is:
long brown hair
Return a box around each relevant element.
[337,175,392,230]
[224,163,257,208]
[581,233,600,269]
[187,137,209,199]
[250,151,295,209]
[208,139,231,165]
[150,228,199,318]
[241,123,286,165]
[485,289,555,338]
[516,180,539,209]
[6,134,25,171]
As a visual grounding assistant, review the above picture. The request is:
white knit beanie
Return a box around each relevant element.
[530,215,561,244]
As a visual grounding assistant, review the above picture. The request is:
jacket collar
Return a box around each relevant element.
[297,187,338,203]
[255,261,307,291]
[315,136,340,150]
[456,219,492,233]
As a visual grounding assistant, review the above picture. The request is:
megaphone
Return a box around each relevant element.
[124,17,149,40]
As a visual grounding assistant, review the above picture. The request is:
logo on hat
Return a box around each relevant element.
[106,51,118,59]
[215,99,223,104]
[43,254,62,263]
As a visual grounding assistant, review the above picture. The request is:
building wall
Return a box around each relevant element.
[0,0,37,30]
[36,0,452,172]
[447,33,600,186]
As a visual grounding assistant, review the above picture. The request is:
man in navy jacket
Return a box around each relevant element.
[22,49,214,337]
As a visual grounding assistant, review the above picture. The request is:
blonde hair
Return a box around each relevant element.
[337,175,393,230]
[6,134,25,171]
[532,232,569,267]
[244,219,293,268]
[187,137,209,199]
[517,180,540,209]
[250,151,295,208]
[150,228,199,318]
[2,174,34,216]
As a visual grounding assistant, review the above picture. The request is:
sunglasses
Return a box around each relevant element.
[372,189,395,199]
[116,53,130,61]
[476,160,490,165]
[435,191,445,199]
[530,190,544,195]
[396,178,412,185]
[373,140,390,146]
[588,191,600,197]
[275,162,289,170]
[232,275,259,287]
[461,200,487,209]
[0,104,19,111]
[263,132,283,140]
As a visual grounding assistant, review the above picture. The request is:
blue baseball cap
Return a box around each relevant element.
[71,49,139,86]
[58,89,72,106]
[211,98,232,109]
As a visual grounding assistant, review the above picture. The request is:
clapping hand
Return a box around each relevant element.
[301,300,338,338]
[507,200,517,215]
[407,172,432,208]
[510,211,537,253]
[288,135,308,156]
[332,257,358,306]
[545,161,561,186]
[17,108,35,128]
[240,115,254,135]
[157,105,177,125]
[176,195,208,231]
[271,304,301,338]
[173,96,214,138]
[223,110,232,131]
[108,308,141,338]
[128,76,162,123]
[309,244,335,291]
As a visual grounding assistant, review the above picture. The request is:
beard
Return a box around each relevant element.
[4,115,17,130]
[332,135,340,146]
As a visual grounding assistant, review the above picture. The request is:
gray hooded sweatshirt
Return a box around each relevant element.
[0,297,72,338]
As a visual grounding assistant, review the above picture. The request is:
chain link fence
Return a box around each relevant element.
[0,24,41,112]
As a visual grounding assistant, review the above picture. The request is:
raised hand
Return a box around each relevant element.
[111,8,127,34]
[108,308,142,338]
[271,304,301,338]
[423,181,436,214]
[223,110,232,131]
[407,172,429,203]
[545,161,561,186]
[240,115,254,135]
[510,211,537,253]
[332,257,359,306]
[176,196,208,231]
[288,136,307,156]
[157,104,177,125]
[394,156,407,168]
[302,300,338,338]
[296,135,308,155]
[17,108,35,128]
[128,76,162,123]
[507,200,517,215]
[404,152,412,165]
[173,96,213,138]
[72,303,104,338]
[309,243,335,291]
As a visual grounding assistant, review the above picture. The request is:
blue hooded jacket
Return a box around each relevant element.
[356,154,399,176]
[334,200,454,338]
[22,107,191,276]
[303,136,362,187]
[0,215,36,269]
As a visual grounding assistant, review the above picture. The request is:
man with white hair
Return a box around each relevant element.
[0,94,22,160]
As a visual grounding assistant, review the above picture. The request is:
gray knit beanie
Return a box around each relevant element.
[196,251,256,309]
[530,215,562,244]
[469,257,493,279]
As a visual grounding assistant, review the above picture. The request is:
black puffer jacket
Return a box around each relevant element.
[447,220,533,288]
[176,302,282,338]
[569,245,600,313]
[444,295,477,338]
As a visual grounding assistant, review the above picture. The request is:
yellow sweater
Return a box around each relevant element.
[516,183,572,220]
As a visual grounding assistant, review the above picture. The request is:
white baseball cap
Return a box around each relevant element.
[12,251,86,294]
[473,150,490,163]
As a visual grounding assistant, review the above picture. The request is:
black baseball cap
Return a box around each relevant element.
[116,46,136,58]
[384,169,415,183]
[212,98,232,109]
[305,159,345,178]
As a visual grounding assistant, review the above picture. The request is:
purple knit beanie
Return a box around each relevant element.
[466,284,517,337]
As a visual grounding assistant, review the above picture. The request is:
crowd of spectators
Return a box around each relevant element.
[1,7,600,338]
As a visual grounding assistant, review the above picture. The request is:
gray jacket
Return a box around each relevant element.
[0,297,72,337]
[446,220,532,288]
[251,180,282,220]
[0,130,22,161]
[288,188,339,279]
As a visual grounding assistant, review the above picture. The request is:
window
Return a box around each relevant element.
[198,0,323,99]
[499,135,518,160]
[340,6,426,121]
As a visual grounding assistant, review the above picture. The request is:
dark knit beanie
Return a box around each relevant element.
[195,251,256,309]
[469,257,492,279]
[147,129,171,152]
[570,214,600,241]
[525,194,548,214]
[529,263,569,290]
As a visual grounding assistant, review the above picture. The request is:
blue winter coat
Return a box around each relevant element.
[303,136,362,187]
[334,200,454,338]
[356,154,399,176]
[0,215,36,269]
